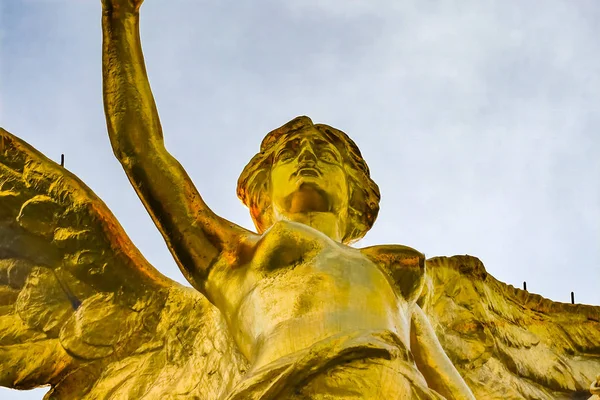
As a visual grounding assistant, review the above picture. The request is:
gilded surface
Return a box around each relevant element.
[1,0,599,399]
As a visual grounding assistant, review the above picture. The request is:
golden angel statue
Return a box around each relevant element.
[1,0,599,399]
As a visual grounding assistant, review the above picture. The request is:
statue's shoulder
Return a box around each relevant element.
[359,244,426,303]
[359,244,425,270]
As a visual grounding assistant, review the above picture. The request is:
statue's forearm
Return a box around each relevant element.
[411,306,476,400]
[102,9,162,160]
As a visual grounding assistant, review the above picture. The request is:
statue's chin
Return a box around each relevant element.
[286,183,330,213]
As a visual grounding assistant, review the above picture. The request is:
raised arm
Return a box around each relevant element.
[101,0,252,290]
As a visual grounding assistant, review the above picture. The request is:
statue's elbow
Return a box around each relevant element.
[110,137,151,171]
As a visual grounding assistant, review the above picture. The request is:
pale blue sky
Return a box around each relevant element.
[1,1,599,398]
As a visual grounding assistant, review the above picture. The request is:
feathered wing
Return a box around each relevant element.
[424,255,600,400]
[0,128,248,399]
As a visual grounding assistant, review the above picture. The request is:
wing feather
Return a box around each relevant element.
[426,255,600,399]
[0,128,247,399]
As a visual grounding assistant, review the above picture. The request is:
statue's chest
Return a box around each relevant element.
[249,221,425,304]
[245,221,407,319]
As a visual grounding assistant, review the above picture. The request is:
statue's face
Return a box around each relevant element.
[270,128,349,216]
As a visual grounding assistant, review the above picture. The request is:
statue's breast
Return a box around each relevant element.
[360,244,426,304]
[251,220,328,272]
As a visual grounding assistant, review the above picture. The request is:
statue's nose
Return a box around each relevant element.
[298,144,317,163]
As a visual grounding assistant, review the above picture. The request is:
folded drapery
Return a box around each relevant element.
[223,329,445,400]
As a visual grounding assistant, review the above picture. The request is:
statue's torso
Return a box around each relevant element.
[207,220,426,370]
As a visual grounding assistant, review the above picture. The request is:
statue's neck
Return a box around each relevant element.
[275,211,345,242]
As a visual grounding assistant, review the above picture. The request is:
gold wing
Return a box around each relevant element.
[0,128,247,399]
[425,255,600,399]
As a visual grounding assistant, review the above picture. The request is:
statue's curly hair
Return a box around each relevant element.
[237,116,380,243]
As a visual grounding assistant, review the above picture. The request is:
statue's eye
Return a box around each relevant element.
[320,149,338,162]
[276,149,294,161]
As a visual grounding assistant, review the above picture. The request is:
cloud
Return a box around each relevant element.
[1,1,599,398]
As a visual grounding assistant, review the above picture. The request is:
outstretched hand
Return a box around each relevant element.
[102,0,144,15]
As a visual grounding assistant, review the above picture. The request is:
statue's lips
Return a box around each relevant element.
[294,166,321,178]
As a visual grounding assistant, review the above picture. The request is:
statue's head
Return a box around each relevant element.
[237,116,380,243]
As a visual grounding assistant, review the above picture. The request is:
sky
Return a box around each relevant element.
[1,1,599,398]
